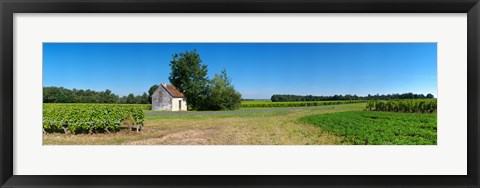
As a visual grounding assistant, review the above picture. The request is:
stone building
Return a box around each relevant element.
[151,83,187,111]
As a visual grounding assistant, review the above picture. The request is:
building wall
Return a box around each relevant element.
[152,86,188,111]
[181,98,188,111]
[171,98,188,111]
[152,86,172,111]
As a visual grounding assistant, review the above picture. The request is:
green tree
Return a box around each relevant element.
[168,49,209,110]
[101,89,118,103]
[148,84,159,103]
[141,92,149,104]
[126,93,136,104]
[43,87,75,103]
[206,69,242,110]
[118,96,127,104]
[134,95,142,104]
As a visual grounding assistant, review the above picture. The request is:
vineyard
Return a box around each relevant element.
[240,100,367,108]
[43,104,145,134]
[366,99,437,113]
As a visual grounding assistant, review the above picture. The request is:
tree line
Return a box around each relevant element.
[271,93,435,102]
[43,87,151,104]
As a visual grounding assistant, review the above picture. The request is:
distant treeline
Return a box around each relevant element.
[241,99,269,101]
[43,86,150,104]
[271,93,435,102]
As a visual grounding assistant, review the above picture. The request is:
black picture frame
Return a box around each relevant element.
[1,0,479,187]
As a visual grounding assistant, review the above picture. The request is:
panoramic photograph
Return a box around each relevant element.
[42,43,437,145]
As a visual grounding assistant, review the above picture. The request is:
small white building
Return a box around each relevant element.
[152,83,187,111]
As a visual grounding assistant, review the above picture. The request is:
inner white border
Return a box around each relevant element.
[14,13,467,175]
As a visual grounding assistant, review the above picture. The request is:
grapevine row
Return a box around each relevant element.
[366,99,437,113]
[43,104,145,134]
[241,100,367,108]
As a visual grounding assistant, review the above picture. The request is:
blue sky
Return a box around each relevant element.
[43,43,437,99]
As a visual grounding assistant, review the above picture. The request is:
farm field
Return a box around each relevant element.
[43,102,437,145]
[42,43,438,146]
[240,100,367,108]
[300,111,437,145]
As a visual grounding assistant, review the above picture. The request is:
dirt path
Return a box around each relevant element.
[126,107,361,145]
[126,129,218,145]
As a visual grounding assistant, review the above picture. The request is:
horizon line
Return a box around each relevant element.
[43,85,435,98]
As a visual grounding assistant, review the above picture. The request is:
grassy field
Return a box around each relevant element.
[43,103,437,145]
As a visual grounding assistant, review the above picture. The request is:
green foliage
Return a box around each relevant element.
[43,104,145,134]
[366,99,437,113]
[43,87,151,104]
[168,49,209,110]
[126,94,136,104]
[300,111,437,145]
[140,93,149,104]
[135,104,152,110]
[168,50,242,111]
[271,93,435,102]
[148,84,159,103]
[43,87,80,103]
[206,69,242,110]
[241,100,366,108]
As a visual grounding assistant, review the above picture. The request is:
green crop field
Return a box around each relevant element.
[43,103,145,134]
[240,100,272,104]
[240,100,365,104]
[299,111,437,145]
[42,100,437,145]
[240,100,367,108]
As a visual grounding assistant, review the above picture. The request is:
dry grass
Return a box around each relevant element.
[43,104,365,145]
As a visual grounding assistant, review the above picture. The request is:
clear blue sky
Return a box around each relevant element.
[43,43,437,99]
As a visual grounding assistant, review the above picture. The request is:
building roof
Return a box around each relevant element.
[161,83,185,98]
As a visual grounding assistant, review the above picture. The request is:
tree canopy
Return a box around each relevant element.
[168,49,209,110]
[206,69,242,110]
[148,84,159,103]
[43,86,149,104]
[168,50,242,111]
